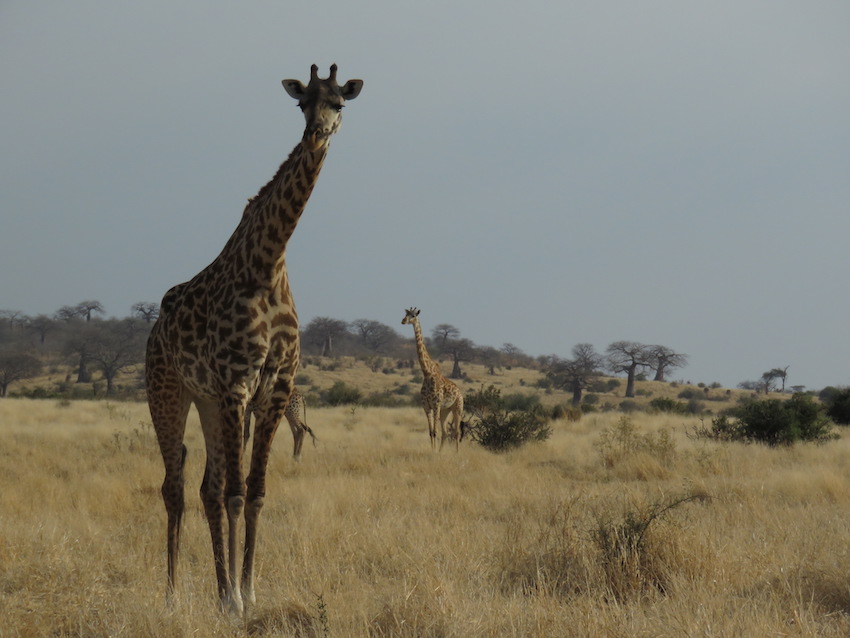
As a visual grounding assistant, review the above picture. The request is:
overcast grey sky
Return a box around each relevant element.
[2,1,849,390]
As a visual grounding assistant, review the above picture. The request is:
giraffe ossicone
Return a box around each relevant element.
[402,307,465,451]
[145,64,361,615]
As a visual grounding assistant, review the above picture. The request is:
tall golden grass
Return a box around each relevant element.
[2,398,850,637]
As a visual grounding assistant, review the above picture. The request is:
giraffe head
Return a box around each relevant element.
[401,307,420,326]
[282,64,363,151]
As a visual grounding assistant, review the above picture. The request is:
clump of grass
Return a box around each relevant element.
[595,415,676,469]
[591,491,710,601]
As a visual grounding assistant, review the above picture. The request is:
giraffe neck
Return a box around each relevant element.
[412,319,438,377]
[221,139,330,286]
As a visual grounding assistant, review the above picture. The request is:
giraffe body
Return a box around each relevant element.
[401,307,465,451]
[244,388,316,461]
[145,65,361,614]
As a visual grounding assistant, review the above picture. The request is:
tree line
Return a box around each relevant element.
[0,302,690,400]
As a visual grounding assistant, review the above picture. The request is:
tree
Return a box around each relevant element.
[546,343,604,406]
[646,345,688,382]
[500,343,525,368]
[446,338,474,379]
[350,319,398,353]
[606,341,651,398]
[131,302,160,323]
[27,314,55,345]
[302,317,349,357]
[0,309,27,329]
[63,322,96,383]
[55,305,82,323]
[0,351,42,397]
[76,300,105,322]
[87,319,148,395]
[431,324,460,349]
[477,346,503,375]
[766,366,789,392]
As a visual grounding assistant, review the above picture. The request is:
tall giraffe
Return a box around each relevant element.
[145,64,362,614]
[401,307,465,451]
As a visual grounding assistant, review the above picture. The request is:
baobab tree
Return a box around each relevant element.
[606,341,652,398]
[546,343,604,406]
[646,345,688,382]
[303,316,349,357]
[131,302,159,323]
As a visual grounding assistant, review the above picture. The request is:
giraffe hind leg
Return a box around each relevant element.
[148,382,191,602]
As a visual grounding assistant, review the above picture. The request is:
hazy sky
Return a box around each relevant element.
[2,1,849,390]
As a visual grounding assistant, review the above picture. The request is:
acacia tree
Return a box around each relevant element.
[646,345,688,382]
[606,341,652,398]
[767,366,790,392]
[500,343,524,368]
[28,314,55,346]
[87,318,148,395]
[431,324,460,349]
[546,343,603,406]
[0,351,42,397]
[350,319,399,353]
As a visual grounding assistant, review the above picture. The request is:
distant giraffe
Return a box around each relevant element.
[401,307,464,451]
[244,389,316,461]
[145,64,362,614]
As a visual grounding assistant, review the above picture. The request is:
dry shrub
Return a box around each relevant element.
[591,491,709,601]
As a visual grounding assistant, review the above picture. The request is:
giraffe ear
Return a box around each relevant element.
[282,79,307,99]
[340,79,363,101]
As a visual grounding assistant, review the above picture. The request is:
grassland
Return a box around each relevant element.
[13,355,765,415]
[2,397,850,637]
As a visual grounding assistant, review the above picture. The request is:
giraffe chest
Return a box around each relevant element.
[159,280,299,399]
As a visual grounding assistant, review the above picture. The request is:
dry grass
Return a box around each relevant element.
[3,398,850,637]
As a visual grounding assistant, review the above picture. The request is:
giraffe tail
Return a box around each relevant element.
[301,400,318,447]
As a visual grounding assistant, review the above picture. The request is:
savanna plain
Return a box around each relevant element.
[3,396,850,637]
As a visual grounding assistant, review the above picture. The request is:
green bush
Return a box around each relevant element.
[503,392,541,412]
[823,387,850,425]
[648,397,685,414]
[464,385,551,452]
[361,392,411,408]
[695,393,835,446]
[676,387,702,400]
[321,381,362,406]
[619,399,640,413]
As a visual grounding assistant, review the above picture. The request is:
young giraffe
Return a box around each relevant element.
[145,64,362,614]
[401,307,465,451]
[243,388,316,461]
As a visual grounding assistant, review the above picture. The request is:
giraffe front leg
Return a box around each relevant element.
[197,399,245,615]
[425,407,437,450]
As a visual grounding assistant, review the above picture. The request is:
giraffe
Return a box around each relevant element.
[243,388,316,461]
[145,64,362,614]
[401,307,465,451]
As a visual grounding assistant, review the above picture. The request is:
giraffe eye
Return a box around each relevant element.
[332,104,344,112]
